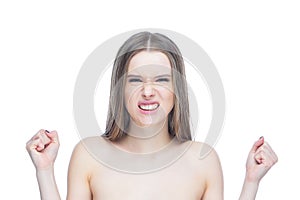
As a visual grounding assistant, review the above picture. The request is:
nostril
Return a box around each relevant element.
[142,84,155,97]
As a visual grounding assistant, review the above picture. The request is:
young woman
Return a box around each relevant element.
[26,32,278,200]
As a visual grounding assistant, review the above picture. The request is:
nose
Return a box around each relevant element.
[142,82,155,99]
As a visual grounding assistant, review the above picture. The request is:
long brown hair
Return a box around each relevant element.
[102,32,192,142]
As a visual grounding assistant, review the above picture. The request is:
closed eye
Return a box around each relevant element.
[156,78,170,82]
[128,78,142,82]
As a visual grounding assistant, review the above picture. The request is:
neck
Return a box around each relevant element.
[116,120,174,154]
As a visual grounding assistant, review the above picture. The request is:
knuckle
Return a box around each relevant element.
[257,149,263,155]
[260,145,266,151]
[265,163,272,169]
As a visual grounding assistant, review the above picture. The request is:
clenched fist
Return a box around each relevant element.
[26,129,60,170]
[245,137,278,182]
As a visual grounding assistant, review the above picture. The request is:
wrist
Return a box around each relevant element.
[35,162,55,171]
[244,172,261,185]
[36,166,54,176]
[243,174,260,191]
[243,179,260,188]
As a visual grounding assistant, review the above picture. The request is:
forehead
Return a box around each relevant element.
[128,51,171,73]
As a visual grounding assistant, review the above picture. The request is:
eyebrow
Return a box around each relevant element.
[155,74,171,78]
[127,74,142,78]
[127,74,171,78]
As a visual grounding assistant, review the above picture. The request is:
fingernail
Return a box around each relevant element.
[45,130,50,133]
[259,136,264,139]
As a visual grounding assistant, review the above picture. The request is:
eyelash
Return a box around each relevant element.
[128,78,170,83]
[128,78,142,82]
[156,78,170,82]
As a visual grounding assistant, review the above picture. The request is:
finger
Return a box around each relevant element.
[40,132,52,145]
[27,130,52,152]
[254,152,264,164]
[26,138,42,152]
[254,146,269,164]
[250,136,264,153]
[36,140,45,152]
[31,129,45,140]
[32,132,51,151]
[257,142,278,164]
[45,130,59,144]
[31,129,52,141]
[262,142,278,160]
[255,146,278,168]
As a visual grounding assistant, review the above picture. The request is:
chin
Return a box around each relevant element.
[134,116,167,127]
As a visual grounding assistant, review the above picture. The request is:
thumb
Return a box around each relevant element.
[45,130,59,143]
[250,136,264,153]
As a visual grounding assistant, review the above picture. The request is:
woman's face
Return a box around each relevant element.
[124,51,174,127]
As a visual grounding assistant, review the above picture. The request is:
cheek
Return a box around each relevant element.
[124,85,139,109]
[168,92,175,106]
[160,88,174,106]
[124,85,131,111]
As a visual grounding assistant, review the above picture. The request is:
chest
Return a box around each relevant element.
[89,159,205,200]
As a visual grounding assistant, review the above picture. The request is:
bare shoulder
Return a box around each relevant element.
[184,141,223,180]
[72,136,104,157]
[184,141,224,199]
[70,136,109,169]
[186,141,221,164]
[67,136,108,199]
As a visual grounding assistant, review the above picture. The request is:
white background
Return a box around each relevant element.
[1,0,299,199]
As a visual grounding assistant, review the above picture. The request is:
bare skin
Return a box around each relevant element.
[67,136,223,200]
[26,51,278,199]
[26,130,277,200]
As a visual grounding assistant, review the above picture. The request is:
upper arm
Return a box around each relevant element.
[67,142,93,200]
[201,147,224,200]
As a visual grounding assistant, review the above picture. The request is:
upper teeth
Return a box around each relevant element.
[139,103,159,111]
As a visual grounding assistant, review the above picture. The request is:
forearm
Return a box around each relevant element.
[36,167,61,200]
[239,176,259,200]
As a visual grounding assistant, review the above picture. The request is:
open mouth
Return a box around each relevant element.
[138,103,160,111]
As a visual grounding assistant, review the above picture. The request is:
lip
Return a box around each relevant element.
[137,101,160,114]
[138,101,160,106]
